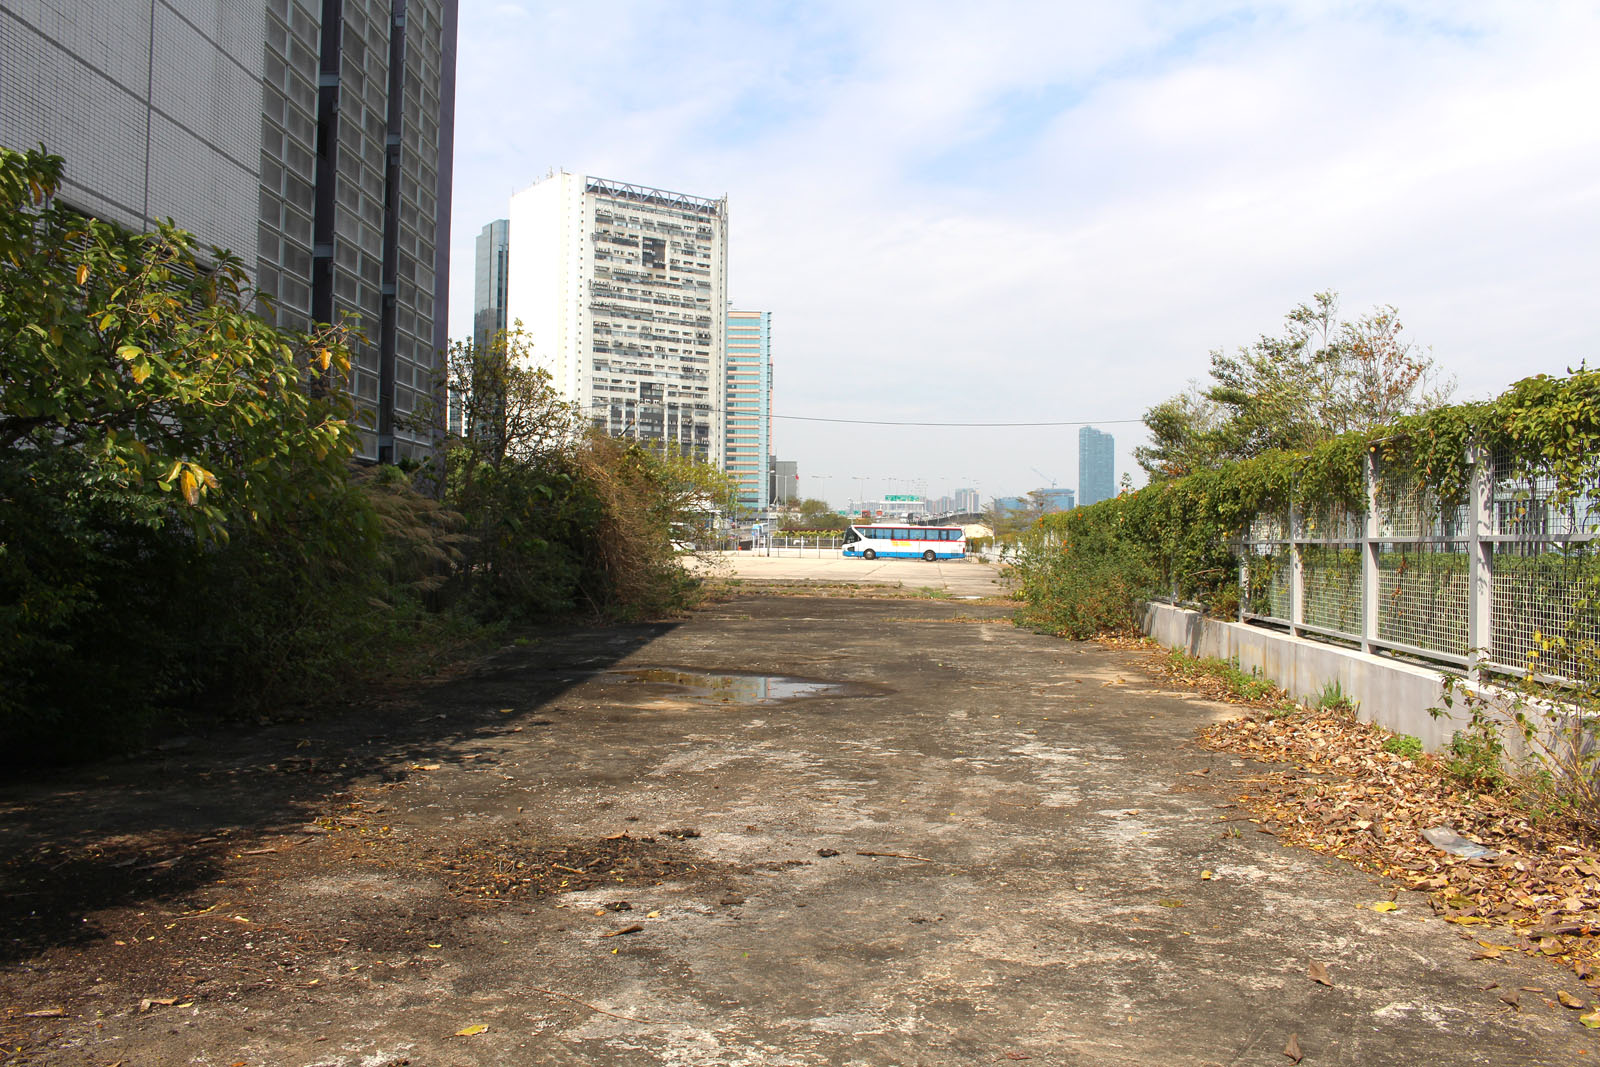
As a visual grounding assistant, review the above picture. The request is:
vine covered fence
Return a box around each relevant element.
[1239,447,1600,683]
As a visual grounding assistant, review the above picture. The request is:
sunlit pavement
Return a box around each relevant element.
[689,549,1007,597]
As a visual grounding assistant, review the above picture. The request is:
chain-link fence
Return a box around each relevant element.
[1235,450,1600,683]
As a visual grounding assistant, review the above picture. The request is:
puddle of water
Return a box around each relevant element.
[596,668,857,706]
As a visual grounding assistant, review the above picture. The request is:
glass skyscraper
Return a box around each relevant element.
[726,310,772,511]
[1079,426,1116,507]
[474,218,510,354]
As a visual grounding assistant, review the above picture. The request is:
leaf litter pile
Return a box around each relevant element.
[405,827,710,902]
[1136,641,1600,1019]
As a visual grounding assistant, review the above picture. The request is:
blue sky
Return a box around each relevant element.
[448,1,1600,508]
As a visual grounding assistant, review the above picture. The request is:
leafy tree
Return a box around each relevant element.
[1133,382,1227,479]
[0,147,357,537]
[1137,292,1455,479]
[434,325,733,619]
[779,498,844,531]
[0,146,371,748]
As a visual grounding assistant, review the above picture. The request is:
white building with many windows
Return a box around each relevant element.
[724,309,771,511]
[506,172,727,464]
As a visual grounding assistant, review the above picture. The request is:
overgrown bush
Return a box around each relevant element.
[0,150,727,764]
[1011,518,1155,637]
[0,147,409,758]
[434,328,733,623]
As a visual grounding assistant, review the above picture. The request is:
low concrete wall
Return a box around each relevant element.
[1141,602,1467,751]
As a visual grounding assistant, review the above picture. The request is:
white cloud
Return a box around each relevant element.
[446,0,1600,505]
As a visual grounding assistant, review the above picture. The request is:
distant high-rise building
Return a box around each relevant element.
[725,310,772,511]
[455,218,511,436]
[474,219,510,353]
[770,458,798,506]
[1079,427,1116,506]
[506,172,728,464]
[0,0,461,464]
[1034,487,1076,512]
[953,487,980,514]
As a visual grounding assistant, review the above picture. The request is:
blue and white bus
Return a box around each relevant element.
[841,524,966,561]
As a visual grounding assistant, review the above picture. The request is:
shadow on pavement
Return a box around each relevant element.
[0,618,680,964]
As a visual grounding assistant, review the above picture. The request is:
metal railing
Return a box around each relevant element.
[1237,449,1600,683]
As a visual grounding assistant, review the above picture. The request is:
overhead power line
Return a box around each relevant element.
[771,414,1146,428]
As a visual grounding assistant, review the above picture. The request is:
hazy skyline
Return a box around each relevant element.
[448,1,1600,508]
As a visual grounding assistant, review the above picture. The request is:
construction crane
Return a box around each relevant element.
[1031,467,1058,488]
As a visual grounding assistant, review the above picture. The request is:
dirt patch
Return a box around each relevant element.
[0,809,730,1058]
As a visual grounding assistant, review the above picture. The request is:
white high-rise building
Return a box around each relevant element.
[507,172,728,464]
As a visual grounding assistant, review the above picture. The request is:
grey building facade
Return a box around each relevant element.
[0,0,459,463]
[770,458,797,507]
[1078,426,1116,507]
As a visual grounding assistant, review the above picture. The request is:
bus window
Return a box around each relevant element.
[844,528,860,544]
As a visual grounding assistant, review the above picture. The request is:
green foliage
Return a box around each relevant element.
[0,148,357,539]
[779,498,845,532]
[1314,680,1358,715]
[1,149,739,764]
[1381,733,1423,759]
[1443,726,1509,794]
[435,327,733,622]
[1164,650,1291,708]
[1013,337,1600,639]
[0,147,402,756]
[1010,512,1156,638]
[1136,291,1454,480]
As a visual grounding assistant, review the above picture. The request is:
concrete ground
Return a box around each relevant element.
[692,550,1007,598]
[2,593,1592,1065]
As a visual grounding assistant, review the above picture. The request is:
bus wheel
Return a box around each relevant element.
[923,550,936,561]
[863,549,876,560]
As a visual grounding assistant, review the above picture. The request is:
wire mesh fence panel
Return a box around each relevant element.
[1246,512,1289,544]
[1302,544,1363,634]
[1491,546,1600,681]
[1491,447,1600,539]
[1373,459,1471,540]
[1242,545,1293,621]
[1218,448,1600,682]
[1376,541,1469,656]
[1296,503,1363,543]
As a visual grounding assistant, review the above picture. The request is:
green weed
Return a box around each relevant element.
[1381,733,1423,759]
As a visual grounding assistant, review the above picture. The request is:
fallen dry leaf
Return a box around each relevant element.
[1558,990,1588,1010]
[138,997,177,1012]
[24,1007,65,1018]
[1192,693,1600,987]
[600,924,644,938]
[1283,1033,1303,1063]
[455,1023,489,1037]
[1308,961,1332,987]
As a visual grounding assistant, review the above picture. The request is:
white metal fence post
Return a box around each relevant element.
[1289,501,1305,637]
[1362,450,1381,654]
[1467,445,1493,683]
